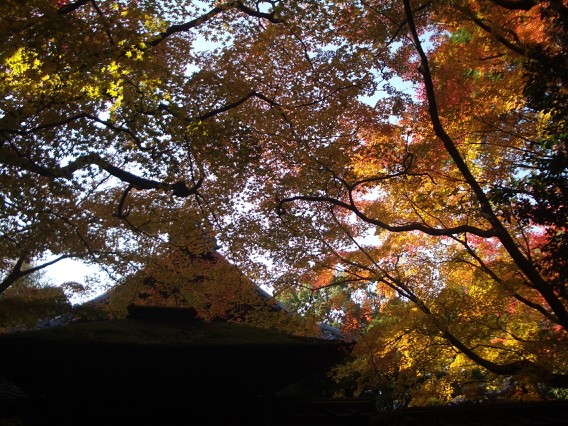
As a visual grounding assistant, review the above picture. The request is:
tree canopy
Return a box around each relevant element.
[1,0,566,404]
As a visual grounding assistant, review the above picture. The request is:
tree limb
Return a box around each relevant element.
[149,1,282,47]
[58,0,90,15]
[0,254,71,295]
[0,148,203,198]
[1,113,151,153]
[277,194,498,238]
[490,0,538,11]
[463,11,527,56]
[149,5,229,46]
[197,91,280,121]
[453,235,559,323]
[234,1,282,23]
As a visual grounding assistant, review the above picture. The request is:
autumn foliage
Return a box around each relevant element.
[1,0,567,405]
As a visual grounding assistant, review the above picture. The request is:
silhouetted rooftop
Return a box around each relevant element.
[0,305,351,425]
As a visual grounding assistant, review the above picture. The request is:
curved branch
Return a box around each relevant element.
[277,194,497,238]
[149,1,282,47]
[434,314,568,387]
[149,5,229,47]
[1,148,203,198]
[490,0,538,11]
[1,113,151,152]
[234,1,282,23]
[464,11,527,56]
[387,270,568,386]
[372,265,565,383]
[91,157,203,197]
[156,90,279,124]
[197,91,280,121]
[0,254,71,295]
[116,184,134,219]
[325,208,420,302]
[58,0,90,14]
[453,235,558,323]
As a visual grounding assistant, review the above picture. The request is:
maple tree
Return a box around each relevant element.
[271,0,568,399]
[0,0,566,402]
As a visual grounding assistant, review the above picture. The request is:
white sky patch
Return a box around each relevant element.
[355,227,382,247]
[43,258,96,285]
[42,256,110,304]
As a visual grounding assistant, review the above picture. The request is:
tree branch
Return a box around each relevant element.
[464,11,527,56]
[116,184,134,219]
[490,0,538,11]
[149,5,229,47]
[197,91,280,121]
[453,235,558,323]
[234,1,282,23]
[0,148,203,198]
[277,194,498,238]
[149,1,282,47]
[0,254,71,295]
[57,0,90,15]
[1,113,151,153]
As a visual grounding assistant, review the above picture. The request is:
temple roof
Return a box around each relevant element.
[84,249,345,340]
[0,304,351,424]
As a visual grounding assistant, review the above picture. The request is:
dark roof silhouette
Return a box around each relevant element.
[0,304,350,425]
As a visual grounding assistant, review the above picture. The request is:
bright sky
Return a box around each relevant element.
[41,257,107,303]
[44,258,99,285]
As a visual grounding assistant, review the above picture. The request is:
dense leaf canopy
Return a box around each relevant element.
[1,0,566,404]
